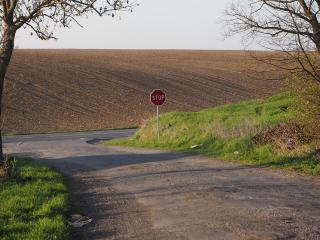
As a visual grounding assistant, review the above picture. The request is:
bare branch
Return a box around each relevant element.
[0,0,138,45]
[225,0,320,84]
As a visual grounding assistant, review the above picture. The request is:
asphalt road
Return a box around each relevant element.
[3,129,137,143]
[4,129,320,240]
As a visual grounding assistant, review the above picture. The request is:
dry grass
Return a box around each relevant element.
[202,119,263,140]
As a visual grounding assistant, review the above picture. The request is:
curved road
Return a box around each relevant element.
[4,129,320,240]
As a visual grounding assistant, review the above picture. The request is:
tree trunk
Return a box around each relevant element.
[0,23,16,165]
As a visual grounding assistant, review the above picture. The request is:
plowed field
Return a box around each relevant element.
[3,50,283,134]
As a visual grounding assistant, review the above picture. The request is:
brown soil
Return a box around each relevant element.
[3,50,283,134]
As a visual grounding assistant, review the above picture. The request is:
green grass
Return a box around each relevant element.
[105,92,320,175]
[0,158,71,240]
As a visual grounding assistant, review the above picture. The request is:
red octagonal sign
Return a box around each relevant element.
[150,89,166,106]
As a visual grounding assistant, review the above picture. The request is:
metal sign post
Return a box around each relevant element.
[157,105,160,141]
[150,89,166,141]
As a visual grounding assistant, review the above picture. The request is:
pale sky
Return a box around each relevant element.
[15,0,245,50]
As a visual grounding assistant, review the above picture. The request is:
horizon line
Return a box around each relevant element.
[14,48,268,51]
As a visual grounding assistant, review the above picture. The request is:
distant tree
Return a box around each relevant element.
[225,0,320,84]
[0,0,137,167]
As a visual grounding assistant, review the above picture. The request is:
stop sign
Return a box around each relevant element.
[150,89,166,106]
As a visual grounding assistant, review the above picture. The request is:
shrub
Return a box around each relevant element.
[288,76,320,140]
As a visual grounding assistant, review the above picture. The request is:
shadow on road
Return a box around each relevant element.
[9,150,262,239]
[10,149,319,240]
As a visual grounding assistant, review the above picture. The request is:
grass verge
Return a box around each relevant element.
[105,93,320,175]
[0,158,71,240]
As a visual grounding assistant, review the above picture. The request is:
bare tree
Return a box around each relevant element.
[0,0,136,166]
[225,0,320,83]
